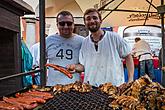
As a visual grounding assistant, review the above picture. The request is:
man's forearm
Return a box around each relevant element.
[125,54,134,82]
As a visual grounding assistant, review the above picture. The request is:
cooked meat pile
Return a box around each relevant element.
[42,75,165,110]
[53,81,92,94]
[107,75,165,110]
[0,90,53,110]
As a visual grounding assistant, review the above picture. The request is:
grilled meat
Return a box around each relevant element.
[109,95,146,110]
[3,97,38,110]
[53,81,92,95]
[53,84,63,94]
[99,82,118,97]
[0,101,20,110]
[45,63,73,79]
[15,93,46,104]
[19,91,53,100]
[32,85,52,92]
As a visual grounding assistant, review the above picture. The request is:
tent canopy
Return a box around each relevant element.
[75,0,164,27]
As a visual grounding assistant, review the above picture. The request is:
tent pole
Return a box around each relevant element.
[39,0,46,86]
[146,0,157,10]
[102,0,125,21]
[143,0,153,25]
[160,0,165,87]
[98,0,115,11]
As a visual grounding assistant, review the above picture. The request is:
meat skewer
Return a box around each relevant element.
[45,63,73,79]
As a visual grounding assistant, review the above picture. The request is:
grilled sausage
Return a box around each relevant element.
[0,101,20,110]
[3,97,38,110]
[45,63,73,79]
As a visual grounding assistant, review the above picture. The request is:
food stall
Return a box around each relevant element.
[0,0,34,97]
[37,75,165,110]
[38,0,164,109]
[0,0,164,109]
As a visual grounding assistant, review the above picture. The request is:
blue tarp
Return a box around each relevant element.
[124,68,161,83]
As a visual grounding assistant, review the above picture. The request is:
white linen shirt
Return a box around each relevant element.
[79,31,131,86]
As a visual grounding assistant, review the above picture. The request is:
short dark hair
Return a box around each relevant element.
[135,37,141,42]
[83,8,102,21]
[56,11,74,22]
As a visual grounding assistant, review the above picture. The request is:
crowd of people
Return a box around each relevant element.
[27,8,162,87]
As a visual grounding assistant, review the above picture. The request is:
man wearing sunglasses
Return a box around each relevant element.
[46,11,84,86]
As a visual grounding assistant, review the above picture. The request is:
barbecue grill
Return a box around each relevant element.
[41,88,112,110]
[1,75,164,109]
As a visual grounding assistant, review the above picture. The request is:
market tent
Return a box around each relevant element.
[23,0,164,27]
[23,0,163,33]
[75,0,163,27]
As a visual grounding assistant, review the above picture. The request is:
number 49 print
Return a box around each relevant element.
[56,49,73,60]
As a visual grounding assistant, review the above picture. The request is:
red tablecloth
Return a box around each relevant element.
[153,57,159,69]
[123,57,159,69]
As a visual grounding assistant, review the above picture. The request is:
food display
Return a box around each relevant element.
[53,81,92,94]
[41,75,165,110]
[106,75,165,109]
[0,88,53,110]
[0,75,165,110]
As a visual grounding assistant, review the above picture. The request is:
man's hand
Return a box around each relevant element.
[66,64,76,73]
[162,67,165,71]
[66,64,84,73]
[128,77,133,83]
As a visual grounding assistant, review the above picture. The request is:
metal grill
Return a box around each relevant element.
[41,88,112,110]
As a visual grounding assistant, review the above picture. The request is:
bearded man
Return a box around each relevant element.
[67,8,134,86]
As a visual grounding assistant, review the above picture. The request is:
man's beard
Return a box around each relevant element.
[88,24,100,32]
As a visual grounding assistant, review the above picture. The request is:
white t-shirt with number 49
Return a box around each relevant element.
[46,34,84,86]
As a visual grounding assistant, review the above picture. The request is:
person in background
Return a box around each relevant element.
[132,37,155,80]
[46,11,84,86]
[159,48,165,71]
[67,8,134,86]
[21,39,33,87]
[30,34,48,85]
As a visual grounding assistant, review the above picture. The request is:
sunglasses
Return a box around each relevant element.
[58,22,73,26]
